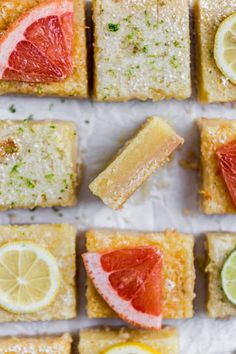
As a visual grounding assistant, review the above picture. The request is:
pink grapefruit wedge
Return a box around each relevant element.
[82,246,163,329]
[217,140,236,208]
[0,0,73,83]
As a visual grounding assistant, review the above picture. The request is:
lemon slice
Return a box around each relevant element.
[0,242,60,313]
[101,342,160,354]
[221,249,236,305]
[214,13,236,84]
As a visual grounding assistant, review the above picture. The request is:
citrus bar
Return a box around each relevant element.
[0,224,76,322]
[0,333,72,353]
[0,120,79,210]
[198,118,236,214]
[85,229,195,319]
[79,327,179,354]
[0,0,87,97]
[93,0,191,101]
[89,117,184,210]
[195,0,236,103]
[206,232,236,317]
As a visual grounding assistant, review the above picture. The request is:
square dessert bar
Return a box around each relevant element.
[206,232,236,317]
[0,120,79,210]
[195,0,236,103]
[0,333,72,353]
[93,0,191,101]
[79,327,179,354]
[198,118,236,214]
[85,229,195,319]
[0,224,76,322]
[89,117,183,210]
[0,0,87,97]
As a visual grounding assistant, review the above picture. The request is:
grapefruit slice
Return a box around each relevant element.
[0,0,73,83]
[217,140,236,208]
[82,246,163,329]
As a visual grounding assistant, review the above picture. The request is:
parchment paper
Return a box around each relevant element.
[1,3,236,351]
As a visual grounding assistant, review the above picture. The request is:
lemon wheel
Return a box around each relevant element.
[214,13,236,84]
[0,242,60,313]
[101,342,161,354]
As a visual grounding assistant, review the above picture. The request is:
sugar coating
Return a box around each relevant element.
[85,229,195,319]
[93,0,191,101]
[0,120,79,210]
[0,224,76,322]
[206,233,236,317]
[195,0,236,103]
[0,0,87,97]
[198,118,236,214]
[79,327,179,354]
[0,333,72,353]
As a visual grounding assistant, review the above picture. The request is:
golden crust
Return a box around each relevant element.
[0,0,88,97]
[85,229,195,319]
[194,0,236,103]
[206,232,236,317]
[0,333,72,353]
[0,224,76,322]
[198,118,236,214]
[79,327,179,354]
[89,117,183,210]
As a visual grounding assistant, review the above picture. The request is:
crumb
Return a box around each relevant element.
[200,189,212,201]
[182,208,190,216]
[155,180,169,189]
[179,150,199,170]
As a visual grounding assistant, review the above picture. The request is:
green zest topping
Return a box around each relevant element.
[8,104,16,113]
[170,55,179,68]
[24,178,36,189]
[10,163,24,175]
[45,173,55,181]
[108,23,120,32]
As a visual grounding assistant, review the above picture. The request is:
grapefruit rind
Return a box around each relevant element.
[0,0,73,81]
[83,249,162,329]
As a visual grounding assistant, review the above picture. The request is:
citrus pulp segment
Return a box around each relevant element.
[0,0,73,83]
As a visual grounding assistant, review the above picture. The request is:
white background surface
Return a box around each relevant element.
[1,2,236,353]
[1,96,236,354]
